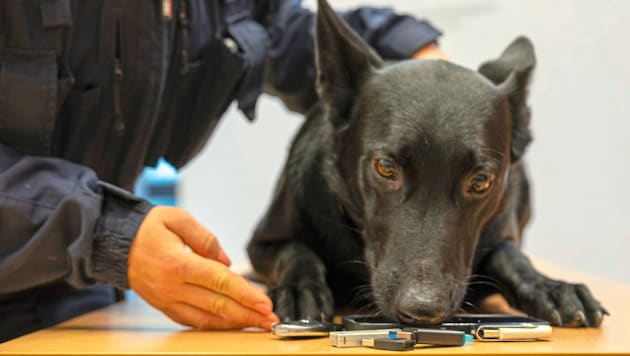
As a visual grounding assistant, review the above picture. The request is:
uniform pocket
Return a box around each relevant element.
[0,48,59,155]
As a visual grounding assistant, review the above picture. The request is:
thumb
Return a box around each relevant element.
[162,208,232,266]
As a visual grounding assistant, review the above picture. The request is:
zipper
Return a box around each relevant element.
[113,18,125,136]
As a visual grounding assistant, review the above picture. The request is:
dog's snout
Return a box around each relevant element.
[395,289,448,325]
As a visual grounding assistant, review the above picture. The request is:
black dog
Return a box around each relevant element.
[248,0,606,327]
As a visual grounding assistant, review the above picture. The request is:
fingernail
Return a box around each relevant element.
[260,319,278,330]
[254,302,273,316]
[217,249,232,266]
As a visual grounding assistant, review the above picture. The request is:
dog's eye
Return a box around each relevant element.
[374,158,397,179]
[468,173,494,194]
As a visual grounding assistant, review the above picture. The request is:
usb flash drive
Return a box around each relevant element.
[329,329,401,347]
[391,328,474,346]
[362,337,416,351]
[475,324,552,341]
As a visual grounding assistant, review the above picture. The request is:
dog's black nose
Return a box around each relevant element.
[396,291,448,325]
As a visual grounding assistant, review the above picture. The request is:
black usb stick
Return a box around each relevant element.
[394,328,473,346]
[362,337,415,351]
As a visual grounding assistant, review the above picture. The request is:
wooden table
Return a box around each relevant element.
[1,259,628,355]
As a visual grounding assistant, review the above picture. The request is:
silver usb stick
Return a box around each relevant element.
[329,329,401,347]
[475,323,552,341]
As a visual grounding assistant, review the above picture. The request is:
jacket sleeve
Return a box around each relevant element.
[0,144,153,294]
[263,1,442,114]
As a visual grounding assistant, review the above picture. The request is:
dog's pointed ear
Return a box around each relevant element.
[316,0,383,129]
[478,36,536,162]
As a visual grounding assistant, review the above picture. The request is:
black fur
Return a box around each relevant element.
[247,0,607,327]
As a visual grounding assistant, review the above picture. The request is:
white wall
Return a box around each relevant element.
[180,0,630,284]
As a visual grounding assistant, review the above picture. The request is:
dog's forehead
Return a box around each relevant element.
[358,60,508,156]
[367,60,501,120]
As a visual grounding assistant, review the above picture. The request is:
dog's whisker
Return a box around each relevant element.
[337,223,363,235]
[336,259,369,268]
[352,301,379,315]
[460,300,482,313]
[349,290,372,304]
[469,274,503,284]
[467,274,506,293]
[467,280,503,289]
[349,284,373,300]
[348,283,377,313]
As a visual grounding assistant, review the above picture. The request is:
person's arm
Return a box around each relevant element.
[263,1,444,114]
[0,143,151,293]
[0,144,277,329]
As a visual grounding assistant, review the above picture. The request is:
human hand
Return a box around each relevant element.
[413,43,447,60]
[128,206,279,330]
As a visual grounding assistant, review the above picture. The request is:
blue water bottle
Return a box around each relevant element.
[134,157,179,206]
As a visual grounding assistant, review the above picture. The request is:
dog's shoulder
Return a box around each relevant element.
[281,103,363,242]
[284,104,337,203]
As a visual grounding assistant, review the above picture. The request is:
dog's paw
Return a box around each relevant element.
[269,278,334,322]
[514,278,608,327]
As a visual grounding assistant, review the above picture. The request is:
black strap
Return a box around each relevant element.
[223,0,251,25]
[221,0,270,120]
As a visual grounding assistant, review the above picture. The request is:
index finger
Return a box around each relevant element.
[183,253,274,316]
[163,208,231,266]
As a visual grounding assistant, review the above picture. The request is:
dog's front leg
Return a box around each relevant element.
[480,242,608,327]
[249,240,334,322]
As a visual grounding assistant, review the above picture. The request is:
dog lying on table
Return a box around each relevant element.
[247,0,607,327]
